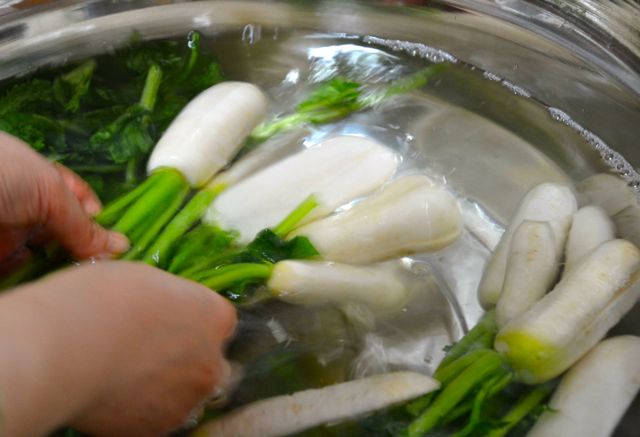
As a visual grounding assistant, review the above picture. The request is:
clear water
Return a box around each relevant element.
[4,20,639,434]
[197,27,640,434]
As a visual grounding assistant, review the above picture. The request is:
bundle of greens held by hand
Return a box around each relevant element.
[0,32,446,292]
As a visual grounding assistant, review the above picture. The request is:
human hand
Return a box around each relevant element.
[0,132,129,264]
[0,261,237,437]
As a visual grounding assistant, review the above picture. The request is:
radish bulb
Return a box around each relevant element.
[578,173,637,216]
[268,260,410,315]
[291,175,462,264]
[494,239,640,384]
[478,183,577,309]
[495,221,558,328]
[146,81,268,188]
[203,135,399,244]
[564,205,615,272]
[101,82,267,261]
[528,336,640,437]
[194,372,439,437]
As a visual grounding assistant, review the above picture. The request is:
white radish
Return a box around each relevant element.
[495,221,558,328]
[291,175,462,265]
[193,372,440,437]
[147,82,268,187]
[478,183,577,309]
[527,336,640,437]
[204,135,399,244]
[578,173,637,216]
[268,260,410,314]
[494,239,640,384]
[613,204,640,248]
[212,130,305,189]
[564,205,615,272]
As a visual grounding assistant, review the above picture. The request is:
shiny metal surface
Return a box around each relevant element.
[0,1,638,435]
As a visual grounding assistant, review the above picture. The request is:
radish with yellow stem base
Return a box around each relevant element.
[495,239,640,384]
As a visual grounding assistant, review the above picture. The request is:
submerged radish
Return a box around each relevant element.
[564,205,615,272]
[194,372,439,437]
[291,175,462,264]
[527,336,640,437]
[495,239,640,384]
[204,135,399,244]
[578,173,637,216]
[147,81,268,188]
[268,260,410,314]
[478,183,577,308]
[495,220,558,328]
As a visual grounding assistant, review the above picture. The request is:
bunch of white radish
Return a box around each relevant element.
[191,137,463,313]
[203,135,400,244]
[97,82,269,261]
[484,182,640,384]
[407,179,640,437]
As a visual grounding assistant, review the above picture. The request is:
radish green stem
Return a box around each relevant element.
[485,384,554,437]
[122,182,189,261]
[96,65,164,227]
[170,234,236,277]
[112,169,187,242]
[441,371,513,425]
[200,263,273,291]
[435,349,494,384]
[178,32,200,83]
[139,63,162,110]
[96,171,163,227]
[407,350,508,437]
[272,195,318,238]
[409,349,495,421]
[439,311,497,369]
[143,185,225,267]
[451,375,498,437]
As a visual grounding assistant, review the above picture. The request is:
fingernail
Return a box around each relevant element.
[107,232,130,254]
[85,199,102,216]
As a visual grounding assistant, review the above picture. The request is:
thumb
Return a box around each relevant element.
[41,175,129,259]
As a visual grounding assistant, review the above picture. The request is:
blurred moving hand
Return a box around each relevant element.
[0,132,129,265]
[0,262,237,436]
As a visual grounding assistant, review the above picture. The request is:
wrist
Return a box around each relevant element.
[0,275,106,435]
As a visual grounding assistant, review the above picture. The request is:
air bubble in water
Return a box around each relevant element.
[363,36,458,64]
[242,24,261,44]
[547,106,640,202]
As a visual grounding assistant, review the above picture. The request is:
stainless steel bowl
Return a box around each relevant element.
[0,1,638,435]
